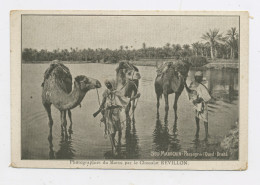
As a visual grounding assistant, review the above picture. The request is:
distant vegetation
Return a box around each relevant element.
[183,56,208,67]
[22,27,239,66]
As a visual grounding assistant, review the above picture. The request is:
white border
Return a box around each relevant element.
[10,10,248,170]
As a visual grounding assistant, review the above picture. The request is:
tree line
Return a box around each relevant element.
[22,27,239,63]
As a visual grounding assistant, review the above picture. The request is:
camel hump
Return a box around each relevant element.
[42,62,72,92]
[173,61,190,77]
[43,61,70,79]
[156,61,173,75]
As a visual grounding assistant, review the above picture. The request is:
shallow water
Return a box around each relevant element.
[21,63,239,160]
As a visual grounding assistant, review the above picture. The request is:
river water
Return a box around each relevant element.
[21,63,239,160]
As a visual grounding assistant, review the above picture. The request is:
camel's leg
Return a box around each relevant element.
[173,92,181,123]
[195,117,200,138]
[204,121,209,140]
[156,94,160,109]
[60,110,68,139]
[131,91,136,113]
[132,99,135,120]
[128,90,136,121]
[68,109,73,134]
[155,82,162,117]
[63,110,68,138]
[45,103,54,158]
[125,102,131,122]
[48,128,55,159]
[156,93,161,118]
[125,102,129,114]
[60,111,64,135]
[128,102,132,114]
[164,93,169,121]
[43,103,53,141]
[132,99,136,111]
[43,103,53,129]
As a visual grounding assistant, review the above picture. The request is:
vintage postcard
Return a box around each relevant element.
[11,10,248,170]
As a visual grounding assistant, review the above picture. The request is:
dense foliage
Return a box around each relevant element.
[22,27,239,64]
[185,56,208,67]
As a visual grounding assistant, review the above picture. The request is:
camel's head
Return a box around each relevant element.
[116,61,141,82]
[74,75,101,92]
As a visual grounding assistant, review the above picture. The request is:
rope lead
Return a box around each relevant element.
[96,88,101,106]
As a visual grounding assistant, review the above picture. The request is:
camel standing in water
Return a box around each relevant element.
[42,62,101,138]
[155,61,190,122]
[115,61,141,119]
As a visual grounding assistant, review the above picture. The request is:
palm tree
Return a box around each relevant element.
[198,42,205,56]
[201,29,225,59]
[142,42,146,50]
[172,44,182,59]
[203,42,211,58]
[192,42,200,56]
[142,42,147,58]
[226,27,238,59]
[182,44,191,57]
[164,43,171,58]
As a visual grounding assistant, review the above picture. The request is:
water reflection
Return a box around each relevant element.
[104,117,140,159]
[48,130,55,159]
[189,136,224,160]
[152,119,181,153]
[205,69,238,103]
[125,118,140,158]
[22,64,239,159]
[48,126,75,159]
[189,69,238,104]
[170,127,181,152]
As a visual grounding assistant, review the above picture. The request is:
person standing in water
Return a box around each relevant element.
[94,79,140,155]
[189,71,211,140]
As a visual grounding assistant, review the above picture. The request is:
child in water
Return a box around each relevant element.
[187,71,211,139]
[187,89,204,114]
[94,79,140,155]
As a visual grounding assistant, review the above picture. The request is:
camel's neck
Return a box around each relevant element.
[116,71,126,89]
[57,85,87,110]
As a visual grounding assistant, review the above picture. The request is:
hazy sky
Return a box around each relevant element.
[22,15,239,51]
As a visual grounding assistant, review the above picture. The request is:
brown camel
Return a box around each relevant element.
[115,61,141,118]
[155,61,190,122]
[42,62,101,138]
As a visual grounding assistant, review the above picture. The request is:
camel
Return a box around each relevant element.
[154,61,190,122]
[42,62,101,138]
[115,61,141,119]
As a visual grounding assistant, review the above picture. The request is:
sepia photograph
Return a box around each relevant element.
[10,10,248,169]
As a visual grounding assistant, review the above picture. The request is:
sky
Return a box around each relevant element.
[22,15,239,51]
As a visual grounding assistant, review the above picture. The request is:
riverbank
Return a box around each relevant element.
[22,58,239,69]
[131,59,239,69]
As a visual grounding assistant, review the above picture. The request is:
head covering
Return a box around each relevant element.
[195,71,203,77]
[104,79,117,90]
[103,79,128,108]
